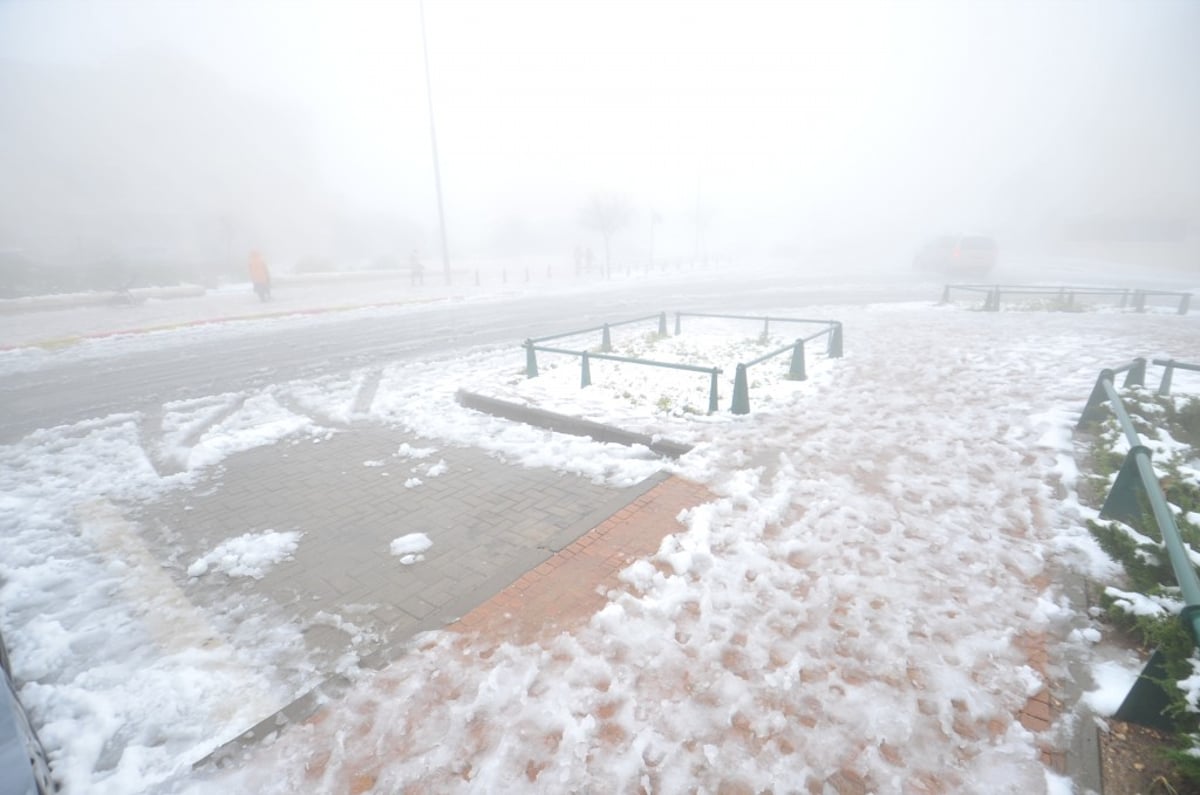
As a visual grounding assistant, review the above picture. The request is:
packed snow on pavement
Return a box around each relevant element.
[0,289,1198,793]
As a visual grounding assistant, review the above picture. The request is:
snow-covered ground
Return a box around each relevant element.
[0,266,1198,793]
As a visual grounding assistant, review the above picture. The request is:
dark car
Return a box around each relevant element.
[912,235,997,278]
[0,628,55,795]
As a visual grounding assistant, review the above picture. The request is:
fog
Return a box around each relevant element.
[1,0,1197,289]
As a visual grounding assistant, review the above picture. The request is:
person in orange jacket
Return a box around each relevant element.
[248,250,271,301]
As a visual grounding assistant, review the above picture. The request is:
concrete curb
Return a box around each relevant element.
[0,285,206,315]
[0,297,445,352]
[454,390,694,459]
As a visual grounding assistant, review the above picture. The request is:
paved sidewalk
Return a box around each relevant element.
[299,474,712,794]
[138,424,669,675]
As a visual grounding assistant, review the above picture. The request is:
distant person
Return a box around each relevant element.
[248,250,271,301]
[410,250,425,286]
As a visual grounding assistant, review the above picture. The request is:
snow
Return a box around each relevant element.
[389,533,433,564]
[187,531,302,579]
[0,273,1197,793]
[1082,659,1143,716]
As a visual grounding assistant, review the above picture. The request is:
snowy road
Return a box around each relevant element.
[0,270,931,442]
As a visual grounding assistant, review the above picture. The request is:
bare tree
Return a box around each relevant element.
[580,193,633,279]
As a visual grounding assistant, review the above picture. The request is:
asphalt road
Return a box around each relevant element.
[0,275,930,443]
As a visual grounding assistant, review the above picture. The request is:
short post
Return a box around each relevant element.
[658,312,668,336]
[601,323,612,353]
[730,364,750,414]
[708,368,720,414]
[1158,361,1175,397]
[1134,290,1146,313]
[1120,289,1130,308]
[581,351,592,387]
[1123,357,1146,388]
[674,312,682,336]
[787,339,807,381]
[524,340,539,378]
[1076,369,1114,427]
[828,322,843,358]
[985,287,1000,311]
[1180,294,1192,316]
[1100,445,1153,534]
[759,318,770,344]
[940,284,950,303]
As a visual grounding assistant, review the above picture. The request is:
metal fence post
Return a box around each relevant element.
[759,318,770,344]
[1076,369,1115,428]
[525,340,539,378]
[601,323,612,353]
[1134,290,1146,313]
[674,312,681,336]
[658,312,668,336]
[581,351,591,387]
[1123,357,1146,388]
[940,285,950,303]
[1100,445,1153,534]
[985,287,1000,311]
[1158,361,1175,397]
[787,339,807,381]
[729,365,748,414]
[828,322,843,358]
[1180,294,1192,316]
[709,368,720,414]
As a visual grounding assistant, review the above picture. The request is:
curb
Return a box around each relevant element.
[454,390,693,459]
[0,297,443,353]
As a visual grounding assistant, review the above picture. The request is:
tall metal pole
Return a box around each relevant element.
[419,0,451,285]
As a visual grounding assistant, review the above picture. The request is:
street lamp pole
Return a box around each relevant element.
[418,0,451,285]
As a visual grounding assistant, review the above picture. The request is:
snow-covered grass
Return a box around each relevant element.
[0,296,1197,793]
[1075,382,1200,782]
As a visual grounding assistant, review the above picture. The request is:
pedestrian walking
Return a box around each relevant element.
[248,250,271,301]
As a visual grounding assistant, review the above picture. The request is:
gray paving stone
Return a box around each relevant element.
[134,423,660,680]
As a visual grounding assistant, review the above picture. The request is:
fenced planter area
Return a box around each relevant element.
[516,312,843,418]
[942,284,1192,314]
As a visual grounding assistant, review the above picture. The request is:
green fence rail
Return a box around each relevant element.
[942,284,1192,315]
[1077,360,1200,729]
[523,311,844,415]
[1154,359,1200,397]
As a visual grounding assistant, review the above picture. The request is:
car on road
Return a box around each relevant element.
[0,628,55,795]
[912,235,998,278]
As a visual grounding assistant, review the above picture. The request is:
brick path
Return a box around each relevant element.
[302,474,712,794]
[452,476,711,645]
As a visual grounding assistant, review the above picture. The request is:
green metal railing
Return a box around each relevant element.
[522,311,845,415]
[524,312,720,412]
[942,284,1192,315]
[1154,359,1200,397]
[1077,360,1200,728]
[723,319,843,415]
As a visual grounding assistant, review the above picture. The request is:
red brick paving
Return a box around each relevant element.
[452,475,712,645]
[302,474,1072,789]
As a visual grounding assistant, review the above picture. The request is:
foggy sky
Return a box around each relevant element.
[1,0,1197,270]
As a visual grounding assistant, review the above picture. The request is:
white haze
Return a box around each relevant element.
[0,0,1197,274]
